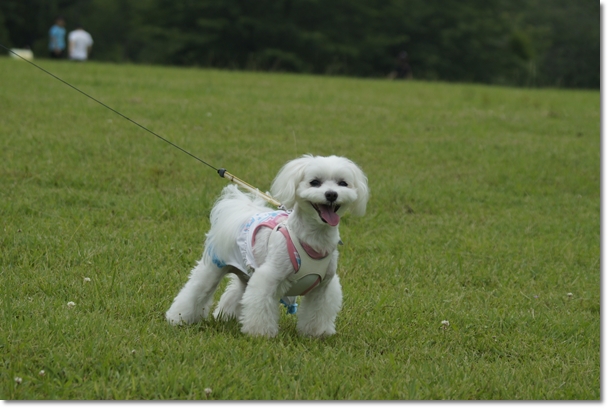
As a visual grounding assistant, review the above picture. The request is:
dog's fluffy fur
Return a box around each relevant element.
[165,155,369,337]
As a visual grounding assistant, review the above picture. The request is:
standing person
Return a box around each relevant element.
[68,24,93,61]
[394,51,413,79]
[48,16,66,59]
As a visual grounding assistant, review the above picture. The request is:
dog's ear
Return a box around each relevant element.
[270,155,311,210]
[345,158,369,217]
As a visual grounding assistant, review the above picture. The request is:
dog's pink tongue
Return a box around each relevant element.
[319,205,340,226]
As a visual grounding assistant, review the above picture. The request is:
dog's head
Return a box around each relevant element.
[270,155,369,226]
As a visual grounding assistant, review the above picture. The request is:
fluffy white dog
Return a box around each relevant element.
[165,154,369,337]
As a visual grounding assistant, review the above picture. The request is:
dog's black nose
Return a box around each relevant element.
[325,190,338,202]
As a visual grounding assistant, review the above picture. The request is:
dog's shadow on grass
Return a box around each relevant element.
[195,316,242,338]
[188,310,304,340]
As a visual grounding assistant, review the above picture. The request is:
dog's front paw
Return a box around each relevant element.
[240,322,279,338]
[240,313,279,338]
[239,310,280,337]
[297,322,336,338]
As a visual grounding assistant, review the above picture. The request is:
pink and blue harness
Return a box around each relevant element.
[210,211,332,313]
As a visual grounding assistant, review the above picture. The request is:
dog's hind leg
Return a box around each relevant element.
[213,272,247,321]
[166,256,226,325]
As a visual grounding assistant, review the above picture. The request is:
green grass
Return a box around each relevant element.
[0,56,600,400]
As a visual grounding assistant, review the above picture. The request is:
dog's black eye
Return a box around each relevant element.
[310,179,322,187]
[338,180,348,187]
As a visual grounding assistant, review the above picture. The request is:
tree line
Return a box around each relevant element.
[0,0,599,88]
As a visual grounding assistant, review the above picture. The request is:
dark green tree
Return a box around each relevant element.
[0,0,599,88]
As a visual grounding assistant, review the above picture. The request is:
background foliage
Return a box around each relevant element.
[0,0,599,88]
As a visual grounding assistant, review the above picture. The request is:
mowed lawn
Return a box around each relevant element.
[0,57,599,400]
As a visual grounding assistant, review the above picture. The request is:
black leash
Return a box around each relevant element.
[1,43,282,206]
[1,43,219,172]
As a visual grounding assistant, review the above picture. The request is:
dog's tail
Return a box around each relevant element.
[210,184,271,222]
[204,184,272,260]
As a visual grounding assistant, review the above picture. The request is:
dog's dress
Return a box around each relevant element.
[210,211,332,299]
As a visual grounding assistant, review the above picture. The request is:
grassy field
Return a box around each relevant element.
[0,56,600,400]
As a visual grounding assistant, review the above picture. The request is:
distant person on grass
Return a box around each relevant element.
[389,51,413,80]
[68,24,93,61]
[394,51,413,79]
[48,16,66,59]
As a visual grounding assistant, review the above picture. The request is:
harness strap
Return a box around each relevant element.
[275,223,333,296]
[251,213,288,248]
[276,224,302,272]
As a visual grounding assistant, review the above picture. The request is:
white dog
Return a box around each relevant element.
[165,154,369,337]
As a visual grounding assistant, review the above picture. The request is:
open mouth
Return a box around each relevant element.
[311,203,341,226]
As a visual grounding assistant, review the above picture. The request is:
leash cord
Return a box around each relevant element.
[1,44,283,207]
[1,43,218,172]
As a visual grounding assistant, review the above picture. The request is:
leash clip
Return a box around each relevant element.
[218,168,282,208]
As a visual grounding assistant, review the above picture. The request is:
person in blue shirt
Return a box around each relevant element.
[48,16,66,59]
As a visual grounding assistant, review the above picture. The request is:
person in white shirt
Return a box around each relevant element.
[68,25,93,61]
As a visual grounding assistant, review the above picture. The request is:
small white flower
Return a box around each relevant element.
[39,370,45,376]
[567,293,573,298]
[67,301,76,308]
[204,388,212,398]
[84,277,91,283]
[14,377,22,384]
[441,320,450,327]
